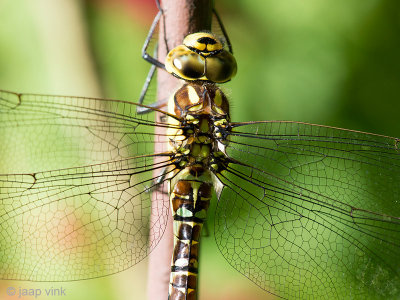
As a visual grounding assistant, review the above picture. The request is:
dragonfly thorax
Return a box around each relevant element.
[167,83,231,175]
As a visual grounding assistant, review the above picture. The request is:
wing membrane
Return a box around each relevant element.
[0,155,174,281]
[215,121,400,299]
[0,90,175,280]
[0,90,175,172]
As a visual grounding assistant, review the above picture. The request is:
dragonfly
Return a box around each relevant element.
[1,1,400,300]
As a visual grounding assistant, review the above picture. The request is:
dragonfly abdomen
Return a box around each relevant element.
[169,176,212,300]
[166,82,230,299]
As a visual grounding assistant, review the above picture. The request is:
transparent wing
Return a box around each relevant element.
[0,90,175,280]
[0,90,175,172]
[215,121,400,299]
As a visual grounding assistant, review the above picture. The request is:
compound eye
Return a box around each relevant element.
[165,45,205,80]
[205,50,237,83]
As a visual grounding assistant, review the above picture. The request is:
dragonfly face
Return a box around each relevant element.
[165,32,237,82]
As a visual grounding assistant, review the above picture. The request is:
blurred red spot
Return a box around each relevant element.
[89,0,158,24]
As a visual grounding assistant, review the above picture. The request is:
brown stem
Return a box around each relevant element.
[147,1,213,300]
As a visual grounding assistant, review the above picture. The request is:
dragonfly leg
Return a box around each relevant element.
[136,63,168,114]
[138,63,157,106]
[142,9,165,70]
[213,9,234,54]
[144,166,169,196]
[136,98,168,114]
[137,0,170,114]
[154,165,169,187]
[136,61,168,114]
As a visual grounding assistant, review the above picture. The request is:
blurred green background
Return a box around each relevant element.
[0,0,399,299]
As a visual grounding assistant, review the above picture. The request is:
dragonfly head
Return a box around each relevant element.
[165,32,237,83]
